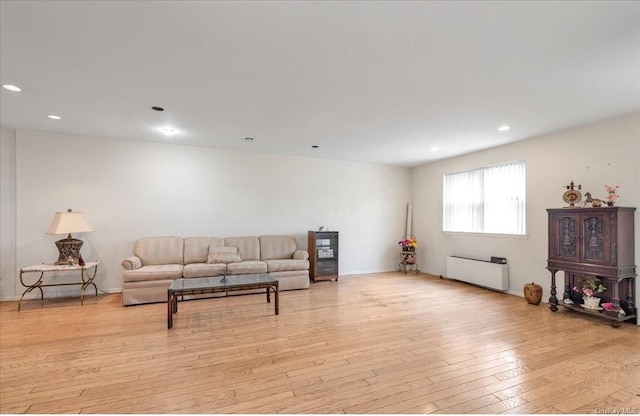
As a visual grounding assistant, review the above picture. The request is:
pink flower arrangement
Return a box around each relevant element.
[573,276,606,298]
[604,184,619,203]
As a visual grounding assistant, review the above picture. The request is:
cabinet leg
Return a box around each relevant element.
[548,269,558,312]
[626,277,635,314]
[562,272,571,303]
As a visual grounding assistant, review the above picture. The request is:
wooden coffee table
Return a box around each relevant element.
[167,273,279,328]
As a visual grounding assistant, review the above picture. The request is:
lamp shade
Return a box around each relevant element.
[46,210,93,235]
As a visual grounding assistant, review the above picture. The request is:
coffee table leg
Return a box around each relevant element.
[275,283,279,315]
[168,292,173,329]
[266,287,271,303]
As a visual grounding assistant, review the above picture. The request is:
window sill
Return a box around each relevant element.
[443,231,529,239]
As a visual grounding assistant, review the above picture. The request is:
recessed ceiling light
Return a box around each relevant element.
[151,106,164,111]
[160,127,175,136]
[431,146,440,151]
[48,115,61,120]
[311,145,319,149]
[498,125,511,131]
[2,84,22,92]
[244,137,254,142]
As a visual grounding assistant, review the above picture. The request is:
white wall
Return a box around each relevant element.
[1,128,17,299]
[412,112,640,312]
[3,112,639,309]
[2,130,411,299]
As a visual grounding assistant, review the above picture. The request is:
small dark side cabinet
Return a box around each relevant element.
[546,206,637,327]
[308,231,339,282]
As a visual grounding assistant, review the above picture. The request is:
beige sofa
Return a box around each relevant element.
[121,235,310,306]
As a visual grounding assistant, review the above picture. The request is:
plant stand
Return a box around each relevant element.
[398,251,419,275]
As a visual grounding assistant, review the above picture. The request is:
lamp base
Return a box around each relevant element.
[54,237,86,266]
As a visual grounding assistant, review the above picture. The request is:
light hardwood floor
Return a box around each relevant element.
[1,272,639,414]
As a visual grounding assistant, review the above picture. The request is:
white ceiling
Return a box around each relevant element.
[1,1,639,167]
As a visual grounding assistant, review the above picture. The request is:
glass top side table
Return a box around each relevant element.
[18,262,99,311]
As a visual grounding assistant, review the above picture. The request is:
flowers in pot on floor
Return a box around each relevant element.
[398,237,417,251]
[573,276,606,309]
[604,184,619,205]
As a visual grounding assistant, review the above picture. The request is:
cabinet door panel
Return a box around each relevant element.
[550,213,580,262]
[316,260,337,275]
[581,213,611,265]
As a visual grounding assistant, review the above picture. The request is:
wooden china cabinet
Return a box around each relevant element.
[546,206,636,327]
[308,231,339,282]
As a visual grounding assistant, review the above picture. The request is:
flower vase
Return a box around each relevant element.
[583,296,601,310]
[606,201,615,207]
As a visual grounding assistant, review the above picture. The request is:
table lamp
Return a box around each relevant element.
[46,209,94,265]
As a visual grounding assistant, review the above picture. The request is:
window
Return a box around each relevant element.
[443,160,526,235]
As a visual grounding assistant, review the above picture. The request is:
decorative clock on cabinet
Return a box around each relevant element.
[562,181,582,207]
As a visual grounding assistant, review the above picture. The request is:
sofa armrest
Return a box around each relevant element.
[121,256,142,270]
[293,250,309,260]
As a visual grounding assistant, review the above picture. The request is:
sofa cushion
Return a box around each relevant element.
[207,252,242,264]
[209,246,238,254]
[264,259,309,272]
[224,236,260,261]
[259,235,297,260]
[134,236,184,266]
[123,264,184,283]
[184,237,225,264]
[183,263,226,278]
[226,261,267,275]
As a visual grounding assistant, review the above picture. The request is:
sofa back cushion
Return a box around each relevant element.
[260,235,297,260]
[184,237,225,264]
[207,246,240,264]
[224,236,260,261]
[134,236,184,266]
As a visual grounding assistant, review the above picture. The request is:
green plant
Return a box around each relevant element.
[573,276,606,297]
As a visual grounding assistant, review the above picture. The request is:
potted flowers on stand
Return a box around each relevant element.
[398,237,417,252]
[574,276,606,310]
[398,237,418,271]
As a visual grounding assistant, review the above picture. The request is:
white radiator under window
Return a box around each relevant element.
[446,256,509,291]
